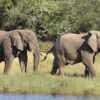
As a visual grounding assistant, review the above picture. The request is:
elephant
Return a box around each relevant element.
[0,29,40,74]
[43,30,100,78]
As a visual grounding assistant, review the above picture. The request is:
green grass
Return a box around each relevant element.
[39,41,53,51]
[0,52,100,96]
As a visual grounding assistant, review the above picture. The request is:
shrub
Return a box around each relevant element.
[1,0,100,41]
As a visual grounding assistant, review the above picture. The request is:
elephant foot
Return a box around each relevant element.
[85,70,90,77]
[91,73,96,78]
[59,72,64,77]
[3,72,8,75]
[57,71,64,77]
[4,69,9,74]
[50,71,56,75]
[34,69,38,73]
[21,71,26,74]
[33,67,38,72]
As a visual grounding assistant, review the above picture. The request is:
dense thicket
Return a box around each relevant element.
[0,0,100,41]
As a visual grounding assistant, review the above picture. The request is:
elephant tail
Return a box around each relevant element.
[42,45,54,61]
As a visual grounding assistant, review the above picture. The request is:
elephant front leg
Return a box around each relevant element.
[85,66,90,77]
[82,52,96,78]
[84,63,95,78]
[84,54,96,77]
[19,51,27,73]
[4,56,14,74]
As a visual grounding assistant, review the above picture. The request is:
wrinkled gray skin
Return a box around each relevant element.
[44,30,100,78]
[0,29,40,74]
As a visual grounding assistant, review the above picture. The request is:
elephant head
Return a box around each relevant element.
[9,31,24,51]
[87,30,100,53]
[9,30,40,72]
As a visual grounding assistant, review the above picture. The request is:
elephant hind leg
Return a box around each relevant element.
[51,58,59,75]
[19,51,27,73]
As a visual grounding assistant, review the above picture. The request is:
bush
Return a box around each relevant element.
[0,0,100,41]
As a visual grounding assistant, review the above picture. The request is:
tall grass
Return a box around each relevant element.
[0,51,100,96]
[39,41,53,51]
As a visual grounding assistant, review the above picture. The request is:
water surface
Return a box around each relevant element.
[0,93,100,100]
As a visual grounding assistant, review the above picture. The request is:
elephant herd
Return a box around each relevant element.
[0,29,100,78]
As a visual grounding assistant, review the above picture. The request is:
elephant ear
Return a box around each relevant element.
[10,32,24,51]
[87,32,98,52]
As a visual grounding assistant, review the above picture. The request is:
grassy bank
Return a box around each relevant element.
[39,41,54,51]
[0,51,100,96]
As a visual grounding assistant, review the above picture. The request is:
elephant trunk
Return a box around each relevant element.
[28,40,40,72]
[33,51,40,72]
[30,44,40,72]
[29,37,40,72]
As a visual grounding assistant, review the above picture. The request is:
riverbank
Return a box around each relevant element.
[0,52,100,96]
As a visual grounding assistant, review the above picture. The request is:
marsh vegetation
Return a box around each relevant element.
[0,41,100,96]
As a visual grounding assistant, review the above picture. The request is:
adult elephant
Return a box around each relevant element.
[43,30,100,78]
[0,29,40,74]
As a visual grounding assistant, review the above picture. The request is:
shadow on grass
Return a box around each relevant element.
[64,73,85,77]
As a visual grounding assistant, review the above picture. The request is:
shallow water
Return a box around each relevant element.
[0,93,100,100]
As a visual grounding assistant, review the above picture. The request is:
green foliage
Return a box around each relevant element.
[0,0,100,40]
[0,0,14,28]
